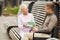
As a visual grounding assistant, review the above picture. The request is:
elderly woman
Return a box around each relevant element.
[18,4,38,40]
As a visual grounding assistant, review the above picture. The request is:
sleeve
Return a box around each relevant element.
[18,16,23,29]
[39,15,57,32]
[31,14,35,23]
[31,14,36,26]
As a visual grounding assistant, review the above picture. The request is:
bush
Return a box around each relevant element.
[4,6,19,15]
[12,6,19,15]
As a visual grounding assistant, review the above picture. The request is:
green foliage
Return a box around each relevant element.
[12,6,19,15]
[4,6,19,15]
[5,6,12,14]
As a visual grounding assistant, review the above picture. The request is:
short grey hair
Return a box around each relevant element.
[18,4,28,15]
[20,4,28,10]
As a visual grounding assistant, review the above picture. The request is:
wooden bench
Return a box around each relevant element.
[3,21,20,40]
[5,1,59,40]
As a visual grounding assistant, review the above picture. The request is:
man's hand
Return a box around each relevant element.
[32,27,38,32]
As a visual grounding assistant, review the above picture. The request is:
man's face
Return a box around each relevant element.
[45,6,53,14]
[21,7,28,15]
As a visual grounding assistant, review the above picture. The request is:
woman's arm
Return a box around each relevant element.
[18,16,23,28]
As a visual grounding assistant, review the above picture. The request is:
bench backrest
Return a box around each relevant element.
[31,1,48,27]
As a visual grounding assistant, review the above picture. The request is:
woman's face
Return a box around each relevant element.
[21,7,28,15]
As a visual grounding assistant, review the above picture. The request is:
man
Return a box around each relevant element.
[22,2,57,40]
[37,2,57,32]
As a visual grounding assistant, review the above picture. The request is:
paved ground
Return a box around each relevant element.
[0,16,17,40]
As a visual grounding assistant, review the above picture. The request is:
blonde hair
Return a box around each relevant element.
[20,4,28,10]
[18,4,28,15]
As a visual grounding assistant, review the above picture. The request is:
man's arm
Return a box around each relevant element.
[38,15,57,32]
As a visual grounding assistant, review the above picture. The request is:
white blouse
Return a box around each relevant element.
[18,13,35,28]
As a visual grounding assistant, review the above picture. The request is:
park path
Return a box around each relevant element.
[0,16,17,40]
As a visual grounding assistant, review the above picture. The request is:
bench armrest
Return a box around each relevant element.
[34,31,51,34]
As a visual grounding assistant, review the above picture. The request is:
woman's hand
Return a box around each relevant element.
[23,23,28,28]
